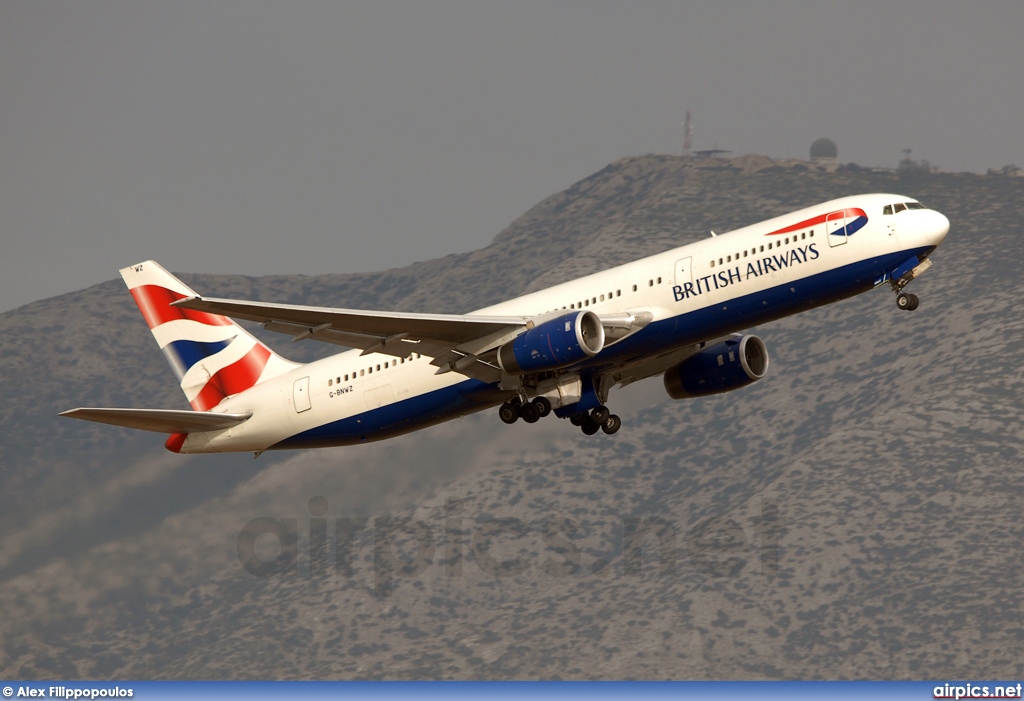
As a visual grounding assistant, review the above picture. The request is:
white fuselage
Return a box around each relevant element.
[179,193,948,453]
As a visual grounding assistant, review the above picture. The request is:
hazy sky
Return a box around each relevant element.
[2,1,1021,313]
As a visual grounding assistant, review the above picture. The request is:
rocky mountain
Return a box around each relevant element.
[1,155,1022,679]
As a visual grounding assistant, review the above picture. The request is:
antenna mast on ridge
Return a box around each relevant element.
[683,110,692,157]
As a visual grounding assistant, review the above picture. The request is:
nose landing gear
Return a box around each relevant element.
[896,292,919,311]
[890,257,932,311]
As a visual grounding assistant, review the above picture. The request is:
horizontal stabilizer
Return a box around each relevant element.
[59,408,252,434]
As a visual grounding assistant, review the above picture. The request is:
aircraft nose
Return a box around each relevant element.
[925,210,950,245]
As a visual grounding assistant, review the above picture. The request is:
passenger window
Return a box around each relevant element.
[345,374,349,381]
[726,256,731,262]
[710,260,715,268]
[656,277,661,285]
[632,285,637,292]
[360,370,365,377]
[760,245,764,252]
[616,290,621,297]
[600,294,605,301]
[328,379,333,386]
[743,250,747,258]
[801,233,806,239]
[376,364,381,371]
[648,280,654,287]
[768,243,773,250]
[592,297,596,304]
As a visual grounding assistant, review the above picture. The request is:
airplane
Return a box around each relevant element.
[61,193,949,455]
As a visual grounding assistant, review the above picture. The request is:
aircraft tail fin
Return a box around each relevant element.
[120,261,301,411]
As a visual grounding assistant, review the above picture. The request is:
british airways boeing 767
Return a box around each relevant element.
[62,194,948,454]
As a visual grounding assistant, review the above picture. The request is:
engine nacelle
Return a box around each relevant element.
[664,335,769,399]
[497,311,605,375]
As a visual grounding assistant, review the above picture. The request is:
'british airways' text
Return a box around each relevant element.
[673,244,820,301]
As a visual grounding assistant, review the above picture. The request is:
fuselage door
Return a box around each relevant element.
[364,385,395,411]
[674,257,693,287]
[293,376,311,413]
[826,211,848,247]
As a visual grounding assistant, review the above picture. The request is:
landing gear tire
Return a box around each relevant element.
[601,414,622,435]
[896,292,919,311]
[498,403,519,424]
[569,413,586,426]
[591,405,610,425]
[580,419,600,436]
[520,401,541,424]
[532,396,552,418]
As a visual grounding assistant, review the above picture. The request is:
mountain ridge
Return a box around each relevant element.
[1,154,1022,678]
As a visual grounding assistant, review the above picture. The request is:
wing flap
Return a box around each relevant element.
[60,408,252,434]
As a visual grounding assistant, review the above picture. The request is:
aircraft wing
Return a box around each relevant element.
[172,296,530,381]
[60,408,253,434]
[173,296,653,383]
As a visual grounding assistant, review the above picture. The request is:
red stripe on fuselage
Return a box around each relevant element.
[130,285,234,330]
[189,344,272,411]
[765,208,867,236]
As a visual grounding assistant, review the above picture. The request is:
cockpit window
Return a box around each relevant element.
[893,202,907,213]
[905,201,926,210]
[883,204,893,215]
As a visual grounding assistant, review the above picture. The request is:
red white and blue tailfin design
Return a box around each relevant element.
[120,261,301,411]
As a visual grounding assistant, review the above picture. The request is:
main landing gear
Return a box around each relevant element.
[498,396,551,425]
[572,405,622,435]
[498,397,621,435]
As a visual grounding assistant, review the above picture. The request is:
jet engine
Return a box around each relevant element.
[664,335,769,399]
[497,311,605,375]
